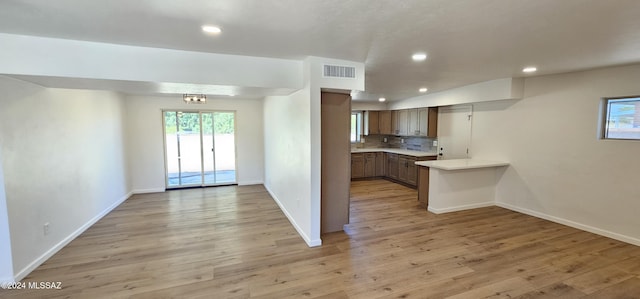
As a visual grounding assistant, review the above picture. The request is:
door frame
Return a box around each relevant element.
[161,109,239,189]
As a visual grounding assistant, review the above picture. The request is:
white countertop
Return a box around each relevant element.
[351,148,438,157]
[415,159,509,170]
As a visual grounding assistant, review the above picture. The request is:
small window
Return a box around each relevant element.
[602,96,640,140]
[351,111,362,143]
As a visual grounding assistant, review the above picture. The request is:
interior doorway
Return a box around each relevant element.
[437,105,472,160]
[163,110,237,188]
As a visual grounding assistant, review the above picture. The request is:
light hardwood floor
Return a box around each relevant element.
[2,180,640,298]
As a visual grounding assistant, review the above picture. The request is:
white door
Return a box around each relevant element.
[437,105,472,160]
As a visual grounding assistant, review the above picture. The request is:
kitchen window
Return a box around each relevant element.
[351,111,362,143]
[601,96,640,140]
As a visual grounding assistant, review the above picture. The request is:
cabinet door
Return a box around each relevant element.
[417,108,429,136]
[375,152,385,176]
[379,110,392,135]
[408,109,420,136]
[398,156,409,182]
[397,110,409,136]
[351,153,364,178]
[364,153,376,177]
[387,153,399,179]
[391,110,399,135]
[365,111,380,135]
[406,157,418,185]
[427,107,438,138]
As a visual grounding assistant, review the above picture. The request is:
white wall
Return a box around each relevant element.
[263,88,315,245]
[0,76,130,279]
[124,95,264,191]
[0,148,14,283]
[263,57,364,246]
[470,64,640,245]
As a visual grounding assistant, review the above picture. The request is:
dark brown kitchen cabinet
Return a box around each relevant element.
[364,153,376,177]
[378,110,392,135]
[365,111,380,135]
[375,152,385,176]
[352,151,436,188]
[351,153,364,178]
[387,153,399,179]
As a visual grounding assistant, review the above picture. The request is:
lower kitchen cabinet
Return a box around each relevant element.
[352,152,436,188]
[375,152,385,176]
[351,153,364,178]
[364,153,376,177]
[386,153,399,179]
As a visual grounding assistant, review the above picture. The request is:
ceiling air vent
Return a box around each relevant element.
[323,65,356,79]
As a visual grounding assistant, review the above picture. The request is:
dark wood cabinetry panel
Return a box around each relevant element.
[387,153,399,179]
[364,153,376,177]
[379,110,392,135]
[351,153,364,178]
[375,152,385,176]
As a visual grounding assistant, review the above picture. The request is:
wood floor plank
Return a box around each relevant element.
[2,180,640,298]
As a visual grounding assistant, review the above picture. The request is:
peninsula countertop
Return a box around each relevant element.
[415,158,509,170]
[351,148,438,157]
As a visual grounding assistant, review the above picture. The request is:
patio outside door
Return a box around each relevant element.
[164,110,237,188]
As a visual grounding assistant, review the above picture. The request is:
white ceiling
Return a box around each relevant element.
[2,0,640,101]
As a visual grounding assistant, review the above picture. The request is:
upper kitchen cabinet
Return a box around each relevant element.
[364,110,380,135]
[407,107,438,137]
[394,109,409,136]
[378,110,392,135]
[427,107,438,137]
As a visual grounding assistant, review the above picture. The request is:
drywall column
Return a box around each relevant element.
[0,149,15,283]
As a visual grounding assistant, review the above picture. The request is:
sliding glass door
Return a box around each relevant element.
[164,110,236,188]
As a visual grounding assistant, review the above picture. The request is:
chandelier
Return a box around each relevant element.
[183,94,207,104]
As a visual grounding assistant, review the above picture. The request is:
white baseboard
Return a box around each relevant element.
[264,185,322,247]
[132,188,165,194]
[428,202,494,214]
[496,202,640,247]
[14,191,132,281]
[238,180,264,186]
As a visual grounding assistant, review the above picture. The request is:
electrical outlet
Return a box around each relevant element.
[432,140,438,146]
[401,138,405,144]
[44,222,50,236]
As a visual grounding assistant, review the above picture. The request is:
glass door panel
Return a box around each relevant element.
[201,112,216,185]
[164,110,236,188]
[177,112,202,186]
[164,111,180,187]
[213,112,236,184]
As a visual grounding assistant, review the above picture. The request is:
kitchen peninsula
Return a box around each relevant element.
[416,159,509,213]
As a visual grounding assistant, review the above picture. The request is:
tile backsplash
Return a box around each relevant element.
[352,134,437,152]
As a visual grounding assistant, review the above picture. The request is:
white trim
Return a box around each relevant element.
[428,202,494,214]
[264,185,322,247]
[237,180,264,186]
[14,191,132,281]
[132,188,165,194]
[496,202,640,247]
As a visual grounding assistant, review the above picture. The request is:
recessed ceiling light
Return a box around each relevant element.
[522,66,537,73]
[412,53,427,61]
[378,97,386,102]
[229,94,235,97]
[202,25,222,34]
[419,87,428,93]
